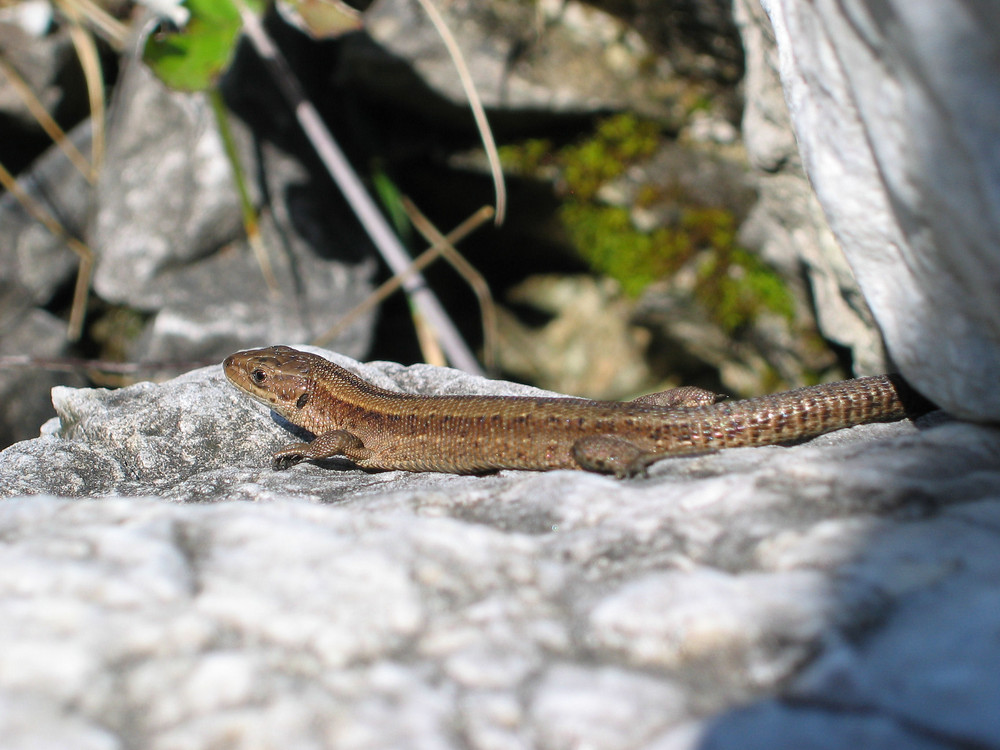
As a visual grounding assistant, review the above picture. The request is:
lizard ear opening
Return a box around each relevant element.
[296,392,309,409]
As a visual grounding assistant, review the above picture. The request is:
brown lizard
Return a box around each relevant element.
[223,346,933,477]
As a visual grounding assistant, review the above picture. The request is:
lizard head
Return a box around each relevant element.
[223,345,318,421]
[223,346,390,436]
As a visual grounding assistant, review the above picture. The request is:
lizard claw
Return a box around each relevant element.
[272,453,302,471]
[271,442,311,471]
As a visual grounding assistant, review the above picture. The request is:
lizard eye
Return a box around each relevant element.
[251,369,267,385]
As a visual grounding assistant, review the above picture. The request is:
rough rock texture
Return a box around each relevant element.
[733,0,888,375]
[0,120,92,310]
[342,0,685,121]
[1,348,999,748]
[760,0,1000,419]
[0,122,91,444]
[90,56,376,361]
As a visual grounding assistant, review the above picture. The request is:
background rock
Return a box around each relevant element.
[733,0,888,375]
[343,0,729,123]
[760,0,1000,418]
[0,121,92,444]
[0,121,92,309]
[90,51,376,362]
[495,274,653,399]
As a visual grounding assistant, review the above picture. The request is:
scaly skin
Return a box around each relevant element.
[223,346,933,477]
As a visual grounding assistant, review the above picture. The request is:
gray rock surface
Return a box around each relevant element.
[343,0,683,121]
[733,0,888,375]
[90,59,376,361]
[0,121,91,445]
[760,0,1000,419]
[0,120,92,307]
[1,347,999,748]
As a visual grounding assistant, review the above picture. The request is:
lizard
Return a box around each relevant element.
[223,345,934,477]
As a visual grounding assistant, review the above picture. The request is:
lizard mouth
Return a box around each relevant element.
[222,353,255,395]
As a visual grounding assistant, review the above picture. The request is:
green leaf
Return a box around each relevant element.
[143,0,264,92]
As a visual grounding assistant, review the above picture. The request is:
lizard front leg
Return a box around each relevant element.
[272,429,374,471]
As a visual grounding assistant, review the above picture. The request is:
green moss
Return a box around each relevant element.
[504,114,795,333]
[560,114,660,200]
[682,209,795,332]
[561,202,794,332]
[694,241,795,333]
[498,138,553,174]
[559,203,689,297]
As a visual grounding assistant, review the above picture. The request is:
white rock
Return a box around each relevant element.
[0,350,996,747]
[761,0,1000,419]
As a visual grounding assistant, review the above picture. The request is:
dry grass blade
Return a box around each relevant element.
[413,0,506,226]
[0,0,109,341]
[0,57,94,181]
[58,0,129,50]
[412,308,446,367]
[312,206,494,348]
[0,160,94,340]
[0,354,218,376]
[402,198,499,372]
[54,0,107,172]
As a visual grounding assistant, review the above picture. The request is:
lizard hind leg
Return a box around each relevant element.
[572,435,719,478]
[568,386,722,476]
[571,436,659,478]
[629,385,723,408]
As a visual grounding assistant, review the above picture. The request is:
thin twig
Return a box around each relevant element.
[0,354,217,375]
[55,0,106,173]
[412,0,506,225]
[312,206,494,347]
[235,1,482,374]
[402,198,499,373]
[0,58,94,181]
[59,0,129,50]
